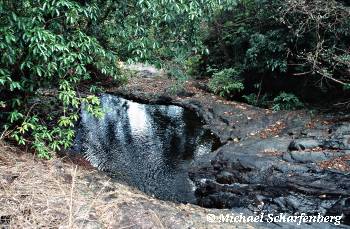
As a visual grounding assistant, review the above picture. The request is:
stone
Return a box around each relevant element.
[109,73,350,227]
[216,171,235,184]
[289,151,328,163]
[288,139,322,151]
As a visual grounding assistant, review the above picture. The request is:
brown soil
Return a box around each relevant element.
[319,154,350,172]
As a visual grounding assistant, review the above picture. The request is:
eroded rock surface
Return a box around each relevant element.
[109,74,350,227]
[190,123,350,225]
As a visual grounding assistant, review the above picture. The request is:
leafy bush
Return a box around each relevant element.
[242,93,271,107]
[209,68,244,97]
[0,0,224,158]
[0,1,118,158]
[195,0,350,104]
[272,92,304,111]
[185,55,204,77]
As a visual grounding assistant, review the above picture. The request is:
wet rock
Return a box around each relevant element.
[198,191,247,209]
[324,124,350,150]
[286,151,346,163]
[216,171,235,184]
[190,134,350,223]
[330,123,350,136]
[288,139,322,151]
[328,198,350,217]
[273,161,311,173]
[290,151,327,163]
[188,154,217,181]
[324,137,350,150]
[302,129,329,138]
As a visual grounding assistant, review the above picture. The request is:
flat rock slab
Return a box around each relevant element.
[190,124,350,225]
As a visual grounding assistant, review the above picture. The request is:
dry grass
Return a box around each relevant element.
[0,141,139,228]
[0,141,248,229]
[1,142,93,228]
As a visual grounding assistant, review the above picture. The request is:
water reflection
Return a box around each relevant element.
[73,94,220,203]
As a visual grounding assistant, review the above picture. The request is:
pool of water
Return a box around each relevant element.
[72,94,220,203]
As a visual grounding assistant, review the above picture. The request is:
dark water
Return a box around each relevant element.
[73,94,220,203]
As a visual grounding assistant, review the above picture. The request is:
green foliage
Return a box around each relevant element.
[0,0,117,157]
[272,92,304,111]
[185,55,204,77]
[344,84,350,90]
[167,80,186,95]
[1,0,232,157]
[209,68,244,97]
[196,0,350,103]
[203,0,289,73]
[89,0,235,67]
[242,93,271,107]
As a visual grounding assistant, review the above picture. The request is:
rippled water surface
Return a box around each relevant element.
[73,94,220,202]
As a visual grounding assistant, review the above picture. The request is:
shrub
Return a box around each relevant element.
[0,1,119,158]
[209,68,244,98]
[242,93,271,107]
[185,55,204,78]
[272,92,304,111]
[197,0,350,104]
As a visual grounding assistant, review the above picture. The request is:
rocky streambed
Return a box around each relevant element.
[105,73,350,227]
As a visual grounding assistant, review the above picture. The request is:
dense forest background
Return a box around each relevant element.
[0,0,349,157]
